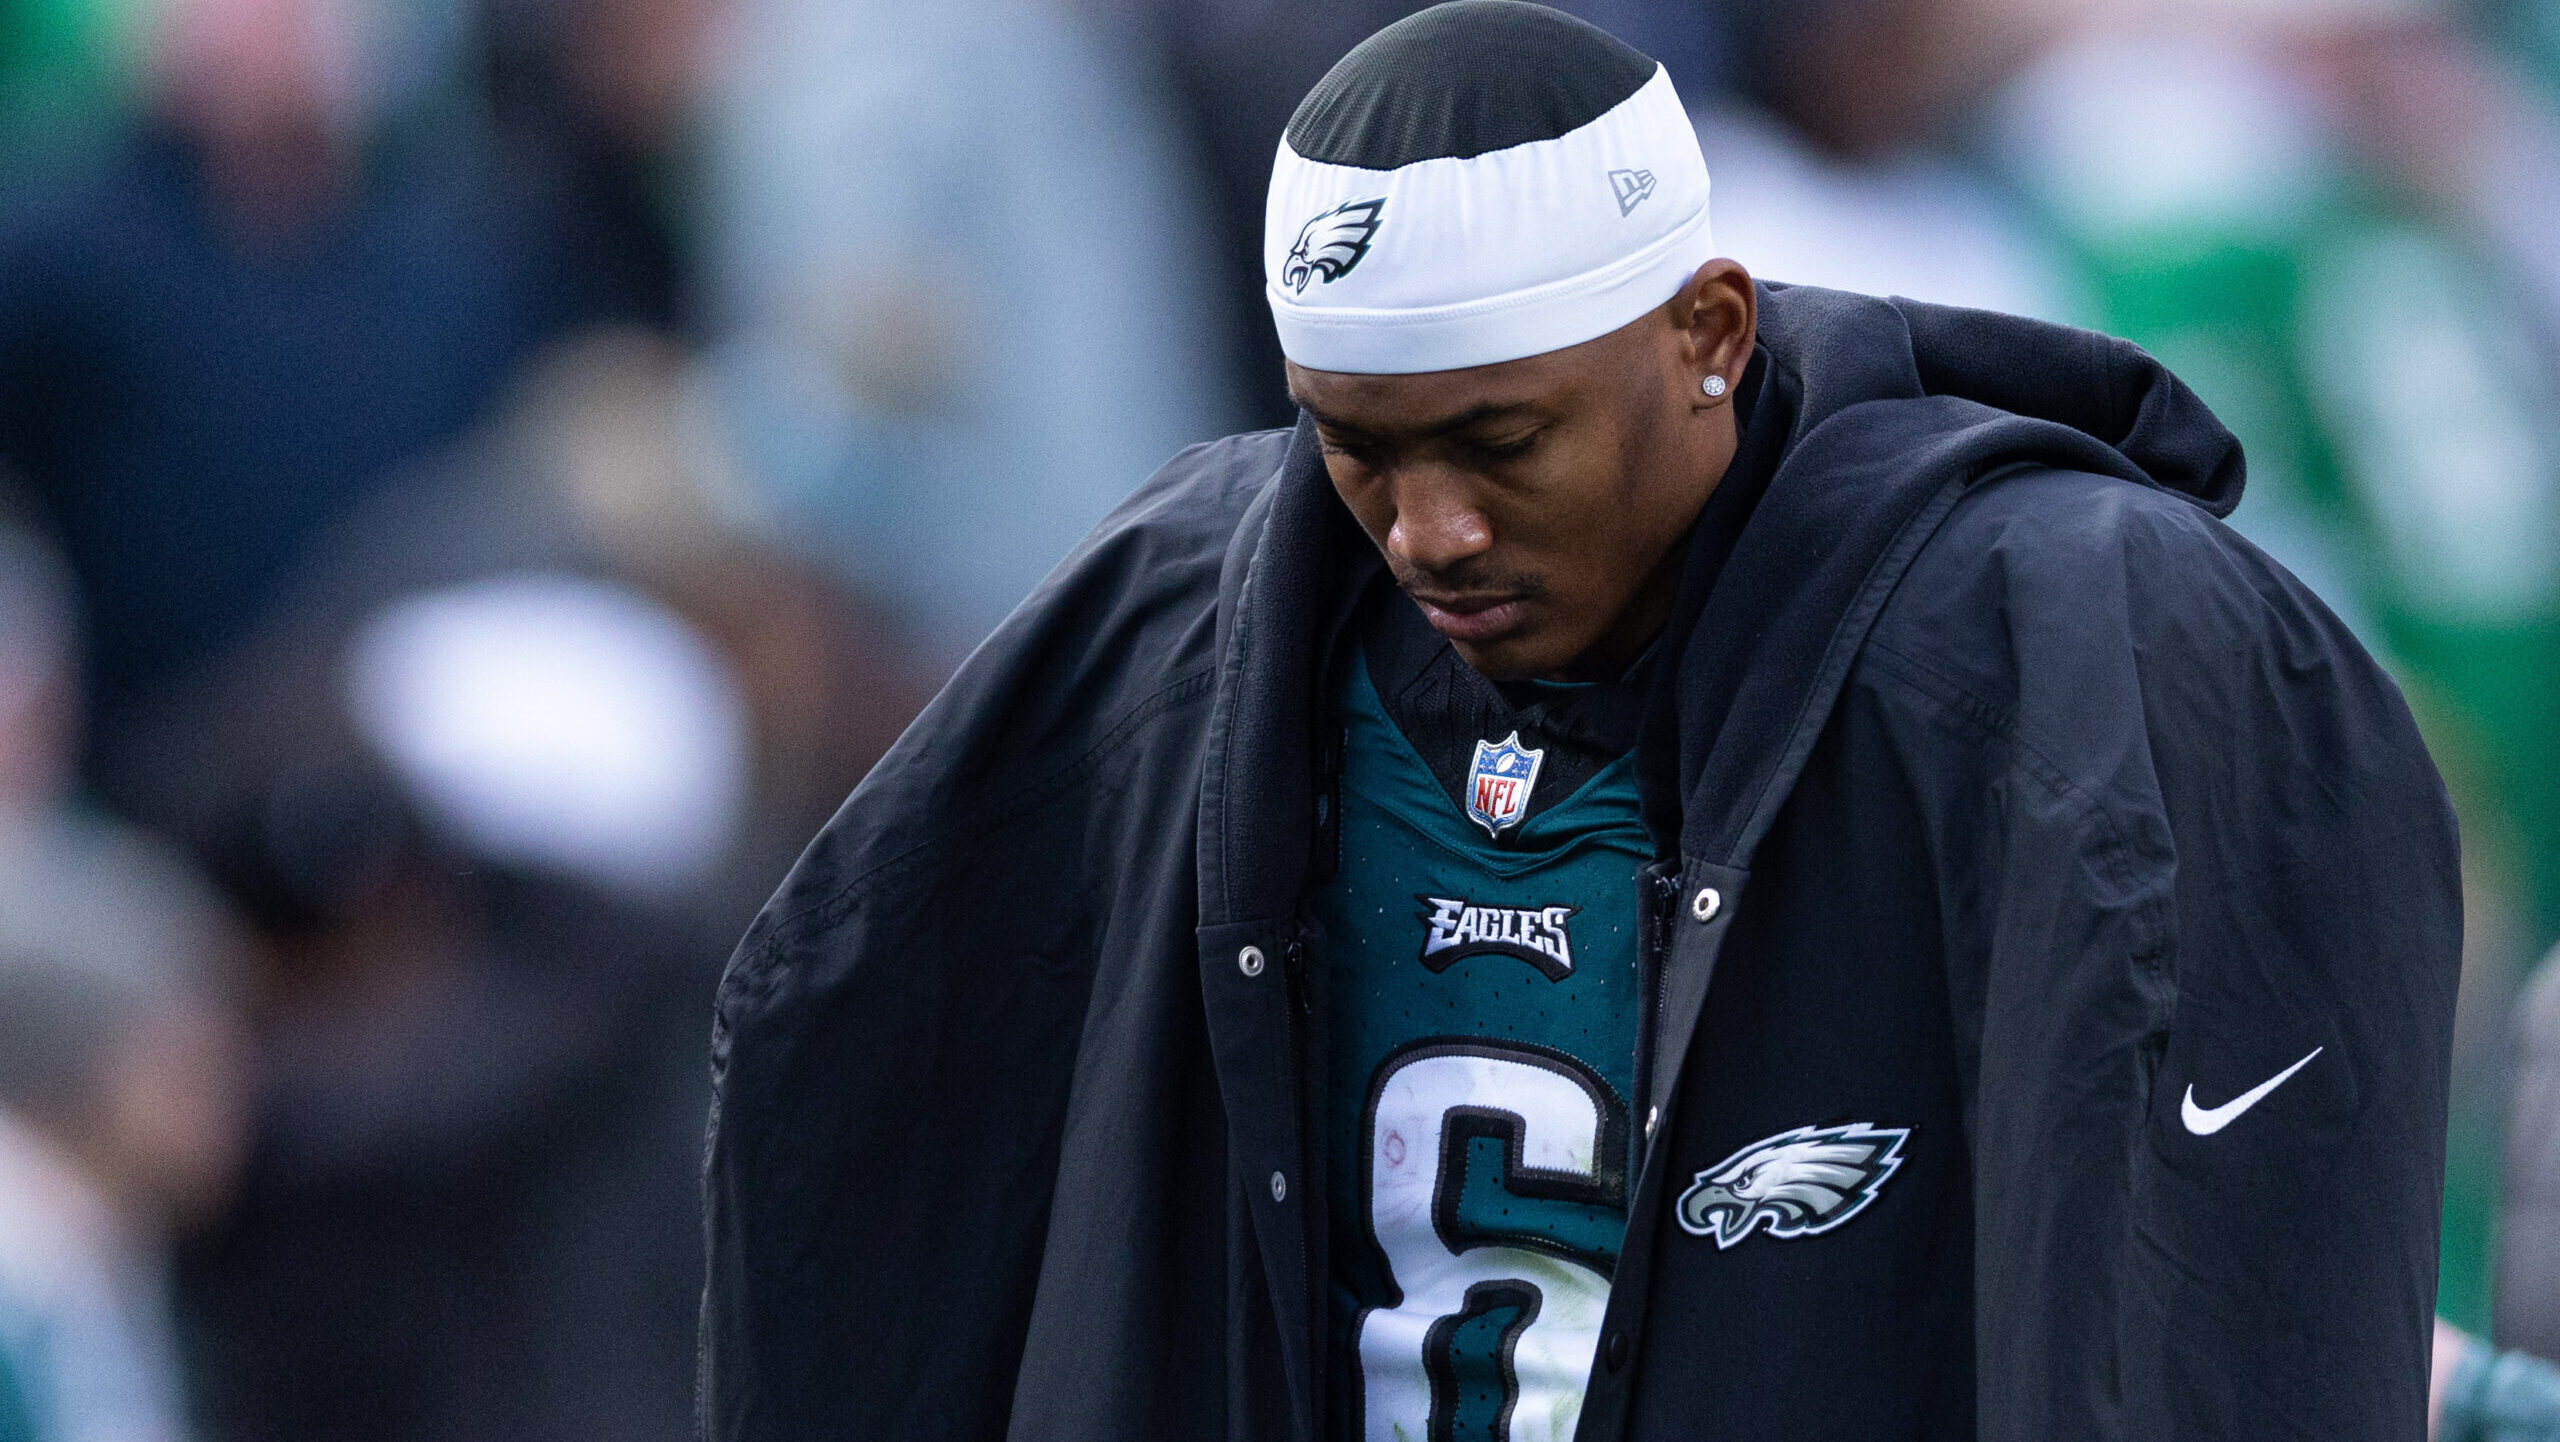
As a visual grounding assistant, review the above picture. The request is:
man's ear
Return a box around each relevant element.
[1666,259,1756,392]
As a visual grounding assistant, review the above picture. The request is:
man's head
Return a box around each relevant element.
[1289,265,1752,680]
[1265,2,1753,680]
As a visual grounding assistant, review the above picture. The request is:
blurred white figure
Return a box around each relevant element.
[343,572,751,899]
[699,0,1236,663]
[1989,26,2345,244]
[1690,0,2083,322]
[1694,103,2083,322]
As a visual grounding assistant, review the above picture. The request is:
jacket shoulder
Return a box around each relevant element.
[1862,466,2433,807]
[740,427,1290,952]
[1908,465,2252,606]
[1060,427,1294,589]
[1873,466,2333,684]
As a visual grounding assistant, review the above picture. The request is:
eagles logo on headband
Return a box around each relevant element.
[1281,198,1386,294]
[1264,1,1715,376]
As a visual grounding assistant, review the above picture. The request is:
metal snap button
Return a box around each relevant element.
[1604,1330,1629,1370]
[1644,1106,1659,1140]
[1238,945,1265,977]
[1270,1171,1288,1202]
[1691,886,1721,923]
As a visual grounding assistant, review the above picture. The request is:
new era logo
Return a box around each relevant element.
[1609,168,1656,216]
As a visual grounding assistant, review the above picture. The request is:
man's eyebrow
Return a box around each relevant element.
[1287,397,1536,441]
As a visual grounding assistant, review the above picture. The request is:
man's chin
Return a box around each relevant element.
[1448,632,1568,683]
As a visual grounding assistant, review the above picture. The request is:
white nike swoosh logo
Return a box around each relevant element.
[2181,1046,2324,1136]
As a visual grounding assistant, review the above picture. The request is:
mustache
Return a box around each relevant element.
[1389,561,1546,605]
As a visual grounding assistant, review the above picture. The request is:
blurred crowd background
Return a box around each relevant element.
[3,0,2560,1434]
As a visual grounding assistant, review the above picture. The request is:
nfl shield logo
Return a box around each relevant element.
[1466,731,1546,838]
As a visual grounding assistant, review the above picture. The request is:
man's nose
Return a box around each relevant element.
[1385,473,1494,575]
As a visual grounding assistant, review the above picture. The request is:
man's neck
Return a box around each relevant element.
[1545,569,1679,682]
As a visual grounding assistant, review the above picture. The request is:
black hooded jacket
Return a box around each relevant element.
[700,285,2460,1440]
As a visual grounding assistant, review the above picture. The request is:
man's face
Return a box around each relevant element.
[1289,266,1752,681]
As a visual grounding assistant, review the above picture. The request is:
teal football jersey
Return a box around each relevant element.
[1316,653,1649,1442]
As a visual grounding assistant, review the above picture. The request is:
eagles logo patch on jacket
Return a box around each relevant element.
[1675,1123,1910,1248]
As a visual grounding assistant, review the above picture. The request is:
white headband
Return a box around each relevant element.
[1264,64,1713,375]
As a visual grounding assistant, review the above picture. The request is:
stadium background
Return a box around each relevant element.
[2,0,2558,1433]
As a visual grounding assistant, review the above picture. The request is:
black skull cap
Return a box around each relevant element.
[1286,2,1658,172]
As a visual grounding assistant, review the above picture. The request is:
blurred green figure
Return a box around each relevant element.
[0,0,139,152]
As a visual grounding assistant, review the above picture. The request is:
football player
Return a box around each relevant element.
[702,4,2461,1438]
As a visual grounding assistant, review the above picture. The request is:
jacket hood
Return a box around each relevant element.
[1762,281,2245,516]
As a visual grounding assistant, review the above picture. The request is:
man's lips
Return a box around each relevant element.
[1411,592,1532,645]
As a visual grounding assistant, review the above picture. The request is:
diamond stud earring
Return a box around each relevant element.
[1701,374,1728,398]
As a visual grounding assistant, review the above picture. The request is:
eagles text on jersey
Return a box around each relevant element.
[1417,896,1578,980]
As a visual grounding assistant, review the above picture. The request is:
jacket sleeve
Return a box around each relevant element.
[1899,474,2462,1439]
[698,434,1275,1441]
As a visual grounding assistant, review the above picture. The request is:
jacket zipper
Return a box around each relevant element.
[1631,860,1681,1175]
